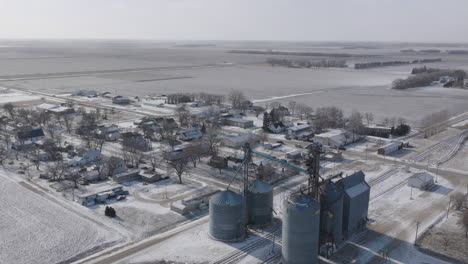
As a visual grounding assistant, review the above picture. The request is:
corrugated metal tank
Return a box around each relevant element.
[338,171,370,237]
[320,182,344,245]
[209,190,247,242]
[282,194,320,264]
[247,180,273,227]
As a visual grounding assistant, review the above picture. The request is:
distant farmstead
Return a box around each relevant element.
[112,96,131,105]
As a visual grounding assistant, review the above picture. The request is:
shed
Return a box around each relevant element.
[408,172,434,190]
[377,141,403,155]
[314,129,348,148]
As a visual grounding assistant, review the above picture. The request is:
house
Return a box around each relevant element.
[77,185,124,206]
[139,168,166,183]
[224,118,254,128]
[112,96,131,105]
[208,155,228,169]
[113,169,141,183]
[377,141,403,155]
[68,150,101,167]
[222,134,259,149]
[408,172,434,190]
[94,125,120,141]
[314,129,350,148]
[464,79,468,89]
[177,127,203,141]
[269,122,286,133]
[13,128,46,150]
[287,124,312,137]
[16,128,45,143]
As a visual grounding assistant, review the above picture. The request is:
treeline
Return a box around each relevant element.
[355,58,441,69]
[411,66,442,74]
[229,50,355,58]
[266,58,346,68]
[392,69,467,90]
[166,93,225,105]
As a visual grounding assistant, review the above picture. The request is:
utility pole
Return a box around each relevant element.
[435,163,439,183]
[410,187,413,200]
[415,221,420,244]
[447,198,451,219]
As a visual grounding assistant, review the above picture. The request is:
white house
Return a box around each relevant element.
[69,150,101,167]
[222,134,259,149]
[314,129,349,148]
[287,124,312,138]
[269,122,286,133]
[408,172,434,190]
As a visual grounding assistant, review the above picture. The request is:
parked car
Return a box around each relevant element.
[338,147,347,151]
[276,140,284,145]
[295,144,303,148]
[116,195,126,201]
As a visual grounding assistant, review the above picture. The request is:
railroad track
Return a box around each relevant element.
[410,135,459,162]
[212,231,281,264]
[261,253,281,264]
[370,179,408,202]
[368,168,400,187]
[435,130,468,165]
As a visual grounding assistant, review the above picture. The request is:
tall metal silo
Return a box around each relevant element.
[337,171,370,237]
[246,180,273,227]
[320,181,344,247]
[209,190,247,242]
[282,194,321,264]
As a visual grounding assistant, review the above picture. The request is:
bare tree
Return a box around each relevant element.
[164,153,191,184]
[451,192,466,211]
[459,210,468,237]
[176,104,190,127]
[1,134,12,150]
[63,114,75,134]
[2,103,15,119]
[270,101,281,109]
[348,111,365,135]
[228,90,247,109]
[0,147,10,166]
[288,100,297,115]
[47,160,68,182]
[364,112,374,125]
[258,130,269,145]
[204,132,221,156]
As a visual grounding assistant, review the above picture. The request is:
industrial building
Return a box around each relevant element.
[224,117,254,128]
[337,171,370,236]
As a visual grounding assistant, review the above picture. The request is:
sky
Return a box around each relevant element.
[1,0,468,42]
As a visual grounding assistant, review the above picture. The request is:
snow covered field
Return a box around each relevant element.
[0,171,120,264]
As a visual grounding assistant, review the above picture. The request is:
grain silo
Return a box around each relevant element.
[246,180,273,227]
[209,190,247,242]
[320,181,344,246]
[337,171,370,237]
[282,194,320,264]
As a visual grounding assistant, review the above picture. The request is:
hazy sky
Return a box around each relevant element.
[1,0,468,42]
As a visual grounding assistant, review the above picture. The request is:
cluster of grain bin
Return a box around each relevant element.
[208,171,370,264]
[209,180,273,241]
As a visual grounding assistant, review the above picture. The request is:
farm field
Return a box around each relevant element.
[0,170,121,264]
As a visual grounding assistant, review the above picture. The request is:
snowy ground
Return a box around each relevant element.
[0,169,121,264]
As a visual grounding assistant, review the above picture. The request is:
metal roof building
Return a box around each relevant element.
[337,171,370,237]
